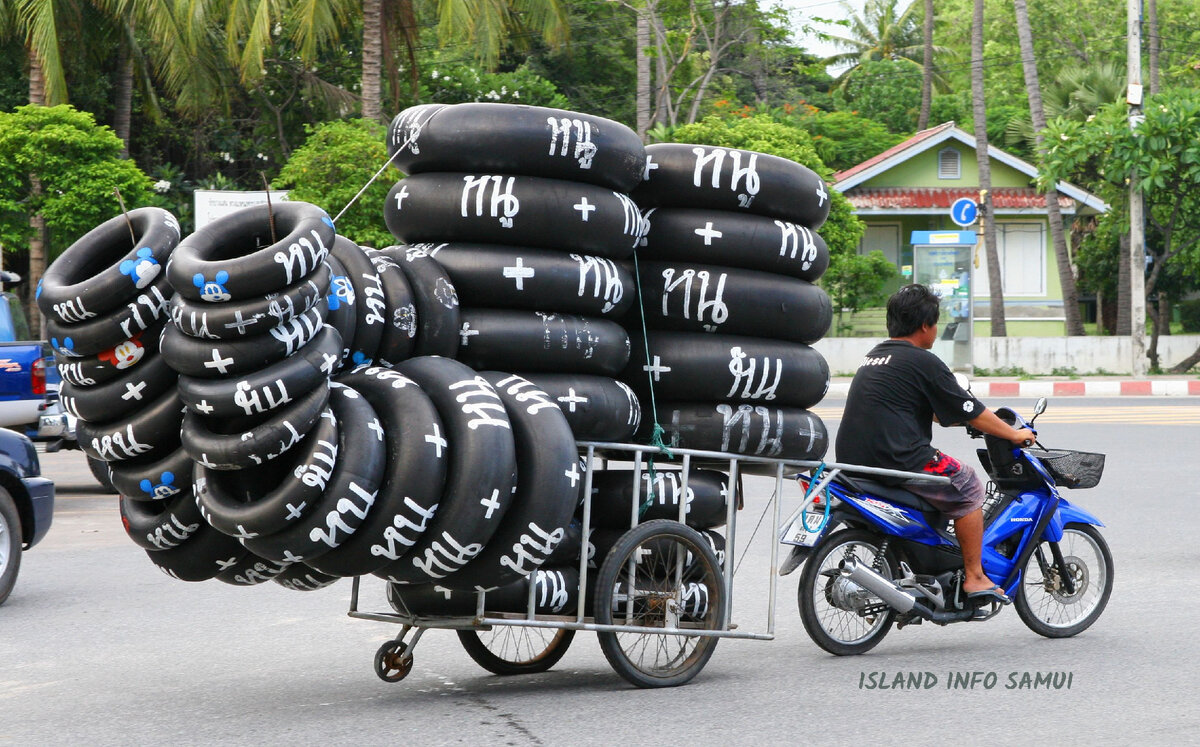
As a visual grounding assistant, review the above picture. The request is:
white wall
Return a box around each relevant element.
[813,335,1200,375]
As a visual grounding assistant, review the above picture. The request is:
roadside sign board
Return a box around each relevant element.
[194,190,290,229]
[950,197,978,227]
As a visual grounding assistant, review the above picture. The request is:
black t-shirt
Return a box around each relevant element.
[836,339,985,475]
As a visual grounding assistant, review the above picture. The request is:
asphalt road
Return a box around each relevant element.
[3,398,1198,745]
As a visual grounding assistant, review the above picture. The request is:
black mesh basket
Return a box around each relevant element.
[1037,450,1105,489]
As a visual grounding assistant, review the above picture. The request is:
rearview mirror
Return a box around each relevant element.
[1033,397,1047,417]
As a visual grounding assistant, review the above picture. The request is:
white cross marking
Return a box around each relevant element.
[232,524,259,540]
[480,489,502,519]
[394,184,410,209]
[225,310,258,335]
[502,258,535,290]
[424,423,447,457]
[459,322,479,346]
[368,418,385,442]
[286,502,306,520]
[643,355,672,382]
[320,353,338,374]
[564,463,581,488]
[216,556,240,571]
[694,222,723,245]
[195,400,215,415]
[557,388,588,413]
[815,181,828,206]
[204,348,235,374]
[573,197,596,221]
[122,381,147,401]
[643,156,658,181]
[281,551,304,563]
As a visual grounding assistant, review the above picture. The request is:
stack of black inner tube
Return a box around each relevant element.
[373,102,661,607]
[384,102,647,445]
[157,200,349,587]
[625,142,834,463]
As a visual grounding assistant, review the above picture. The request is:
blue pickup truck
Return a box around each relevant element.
[0,285,57,435]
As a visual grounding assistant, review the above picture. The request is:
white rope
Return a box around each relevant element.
[333,108,441,225]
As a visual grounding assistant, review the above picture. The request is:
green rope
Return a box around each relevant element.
[631,241,673,517]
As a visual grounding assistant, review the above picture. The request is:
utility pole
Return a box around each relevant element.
[1128,0,1147,376]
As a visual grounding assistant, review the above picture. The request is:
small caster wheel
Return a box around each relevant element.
[374,640,413,683]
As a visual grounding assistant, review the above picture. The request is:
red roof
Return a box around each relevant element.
[833,121,957,184]
[844,187,1075,210]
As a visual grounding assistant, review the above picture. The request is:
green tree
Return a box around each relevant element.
[833,58,924,133]
[770,104,903,172]
[273,118,399,249]
[824,250,896,335]
[819,0,952,94]
[1013,0,1082,336]
[820,0,923,70]
[1040,90,1200,371]
[664,114,879,323]
[0,105,153,327]
[418,62,569,108]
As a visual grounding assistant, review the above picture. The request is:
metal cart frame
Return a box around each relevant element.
[348,440,948,687]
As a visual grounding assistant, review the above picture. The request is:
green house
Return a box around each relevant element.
[833,122,1108,336]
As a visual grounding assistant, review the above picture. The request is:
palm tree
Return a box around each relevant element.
[6,0,75,332]
[918,0,933,129]
[1013,0,1082,335]
[359,0,567,121]
[821,0,952,92]
[1005,62,1124,147]
[971,0,1004,335]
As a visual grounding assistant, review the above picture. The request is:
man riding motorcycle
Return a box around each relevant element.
[835,284,1034,604]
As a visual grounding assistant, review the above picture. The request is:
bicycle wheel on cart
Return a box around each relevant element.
[594,519,727,688]
[458,628,576,675]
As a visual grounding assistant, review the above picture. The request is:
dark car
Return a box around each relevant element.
[0,425,55,605]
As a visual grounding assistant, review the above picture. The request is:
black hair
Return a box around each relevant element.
[886,284,940,337]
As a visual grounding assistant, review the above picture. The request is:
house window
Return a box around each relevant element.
[973,222,1046,297]
[938,148,961,179]
[858,223,901,268]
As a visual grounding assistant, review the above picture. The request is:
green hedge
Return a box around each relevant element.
[1181,299,1200,333]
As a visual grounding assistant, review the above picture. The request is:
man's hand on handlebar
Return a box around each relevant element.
[1011,428,1036,447]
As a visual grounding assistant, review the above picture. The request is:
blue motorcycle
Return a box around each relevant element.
[783,397,1113,655]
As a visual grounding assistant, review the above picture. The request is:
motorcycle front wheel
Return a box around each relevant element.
[1015,523,1113,638]
[798,529,896,656]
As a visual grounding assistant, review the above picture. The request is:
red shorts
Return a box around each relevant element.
[904,451,986,520]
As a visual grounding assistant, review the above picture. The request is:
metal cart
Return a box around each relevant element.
[348,440,947,688]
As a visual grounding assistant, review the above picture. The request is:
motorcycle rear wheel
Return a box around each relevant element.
[1015,523,1113,638]
[798,529,896,656]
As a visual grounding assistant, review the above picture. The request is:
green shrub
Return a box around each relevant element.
[1179,299,1200,333]
[274,119,398,249]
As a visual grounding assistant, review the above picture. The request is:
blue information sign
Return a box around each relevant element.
[950,197,978,227]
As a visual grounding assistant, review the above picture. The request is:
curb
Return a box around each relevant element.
[827,380,1200,398]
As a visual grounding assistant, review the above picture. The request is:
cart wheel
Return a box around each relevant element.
[457,627,576,675]
[594,519,727,688]
[374,640,413,683]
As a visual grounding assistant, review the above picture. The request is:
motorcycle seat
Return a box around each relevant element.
[833,473,941,514]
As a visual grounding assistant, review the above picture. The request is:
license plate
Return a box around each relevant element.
[781,514,827,547]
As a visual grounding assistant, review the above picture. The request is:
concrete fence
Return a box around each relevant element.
[812,335,1200,375]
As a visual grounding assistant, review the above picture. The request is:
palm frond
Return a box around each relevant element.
[16,0,68,103]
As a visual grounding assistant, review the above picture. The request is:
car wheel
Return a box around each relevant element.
[0,487,22,606]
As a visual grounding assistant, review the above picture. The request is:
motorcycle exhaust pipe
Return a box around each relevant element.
[839,559,919,614]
